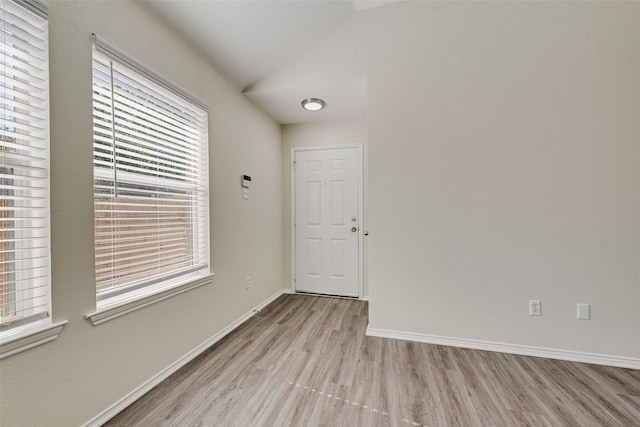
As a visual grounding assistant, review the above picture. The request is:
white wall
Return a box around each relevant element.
[2,2,639,424]
[260,1,640,361]
[281,118,368,296]
[366,1,640,358]
[0,2,283,426]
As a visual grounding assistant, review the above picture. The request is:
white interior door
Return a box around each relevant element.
[293,147,360,297]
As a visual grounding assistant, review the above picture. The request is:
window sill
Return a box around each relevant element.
[0,320,68,360]
[85,273,215,326]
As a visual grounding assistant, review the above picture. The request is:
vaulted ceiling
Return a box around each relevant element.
[139,0,401,124]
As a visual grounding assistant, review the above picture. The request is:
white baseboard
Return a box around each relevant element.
[83,288,290,427]
[366,326,640,370]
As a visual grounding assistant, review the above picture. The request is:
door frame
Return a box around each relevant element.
[290,144,364,299]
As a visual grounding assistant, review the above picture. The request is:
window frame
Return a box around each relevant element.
[87,35,213,324]
[0,0,66,360]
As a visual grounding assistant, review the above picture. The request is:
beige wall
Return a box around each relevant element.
[0,1,283,426]
[281,117,368,296]
[3,1,640,424]
[366,1,640,357]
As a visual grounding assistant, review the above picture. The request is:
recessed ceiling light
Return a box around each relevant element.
[301,98,326,111]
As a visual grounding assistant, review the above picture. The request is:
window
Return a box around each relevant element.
[91,37,210,313]
[0,0,62,358]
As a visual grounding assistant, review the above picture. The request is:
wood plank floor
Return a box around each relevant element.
[104,294,640,426]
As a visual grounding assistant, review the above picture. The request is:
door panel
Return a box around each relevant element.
[294,147,359,297]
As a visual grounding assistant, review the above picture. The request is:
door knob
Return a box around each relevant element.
[351,226,357,232]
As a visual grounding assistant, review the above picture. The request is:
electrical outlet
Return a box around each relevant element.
[529,300,541,316]
[577,303,590,320]
[246,276,251,289]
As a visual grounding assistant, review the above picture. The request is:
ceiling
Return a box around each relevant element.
[139,0,400,124]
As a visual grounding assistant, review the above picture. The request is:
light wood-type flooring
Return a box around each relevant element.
[105,294,640,426]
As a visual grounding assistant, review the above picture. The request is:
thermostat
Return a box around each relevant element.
[241,175,251,200]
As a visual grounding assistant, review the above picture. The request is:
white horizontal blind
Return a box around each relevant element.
[0,0,50,329]
[92,44,209,301]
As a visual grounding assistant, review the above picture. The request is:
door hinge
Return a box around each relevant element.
[292,161,297,171]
